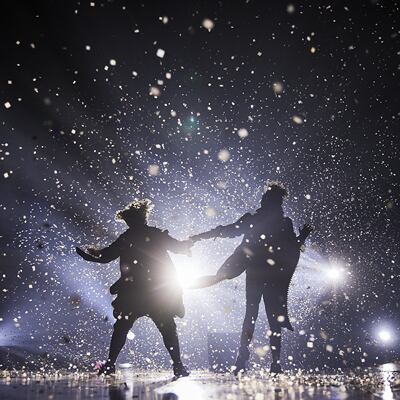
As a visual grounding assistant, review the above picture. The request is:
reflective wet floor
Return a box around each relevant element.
[0,365,399,399]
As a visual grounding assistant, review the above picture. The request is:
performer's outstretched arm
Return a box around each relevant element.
[163,231,193,256]
[190,213,252,242]
[76,237,121,263]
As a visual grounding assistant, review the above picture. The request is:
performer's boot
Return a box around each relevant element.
[269,328,283,374]
[98,360,116,376]
[156,318,189,379]
[233,346,249,376]
[270,361,282,374]
[100,319,133,376]
[284,321,294,331]
[173,362,190,378]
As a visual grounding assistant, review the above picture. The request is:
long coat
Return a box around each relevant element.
[101,226,189,320]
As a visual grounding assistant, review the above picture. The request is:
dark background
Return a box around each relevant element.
[0,0,399,371]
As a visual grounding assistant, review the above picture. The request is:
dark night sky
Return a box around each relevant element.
[0,0,399,370]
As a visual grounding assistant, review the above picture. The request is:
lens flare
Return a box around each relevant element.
[171,254,201,288]
[378,329,392,343]
[324,262,346,283]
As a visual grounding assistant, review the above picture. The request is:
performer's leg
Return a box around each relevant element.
[189,252,247,289]
[263,289,283,373]
[235,278,263,372]
[268,324,282,371]
[101,316,135,375]
[108,317,135,364]
[152,316,189,377]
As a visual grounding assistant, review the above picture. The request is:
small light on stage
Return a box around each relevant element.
[119,363,132,369]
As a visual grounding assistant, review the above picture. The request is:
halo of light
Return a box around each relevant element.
[171,254,200,288]
[324,262,345,283]
[377,328,392,343]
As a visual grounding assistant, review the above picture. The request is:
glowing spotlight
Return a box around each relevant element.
[172,254,200,288]
[378,328,393,344]
[324,263,345,283]
[326,267,343,281]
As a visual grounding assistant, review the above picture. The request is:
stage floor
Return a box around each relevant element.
[0,366,399,399]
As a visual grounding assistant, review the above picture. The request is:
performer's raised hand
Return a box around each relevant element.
[299,223,314,238]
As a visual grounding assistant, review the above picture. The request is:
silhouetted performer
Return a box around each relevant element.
[76,199,192,378]
[190,182,313,374]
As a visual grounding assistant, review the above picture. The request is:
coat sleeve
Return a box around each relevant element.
[191,213,253,241]
[88,234,125,263]
[162,230,192,255]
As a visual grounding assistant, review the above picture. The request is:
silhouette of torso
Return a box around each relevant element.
[227,208,300,280]
[116,226,178,287]
[107,225,184,318]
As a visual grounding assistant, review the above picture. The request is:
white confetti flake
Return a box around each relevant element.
[156,48,165,58]
[218,149,230,162]
[272,82,284,94]
[287,4,295,13]
[109,59,117,66]
[148,164,160,176]
[4,102,11,109]
[205,207,216,217]
[149,86,161,97]
[202,18,215,31]
[292,115,304,124]
[238,128,249,138]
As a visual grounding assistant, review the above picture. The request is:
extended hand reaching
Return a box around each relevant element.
[189,234,205,243]
[299,223,314,237]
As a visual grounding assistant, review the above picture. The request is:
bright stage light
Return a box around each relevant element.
[326,267,342,281]
[324,262,345,283]
[377,328,393,344]
[172,254,201,288]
